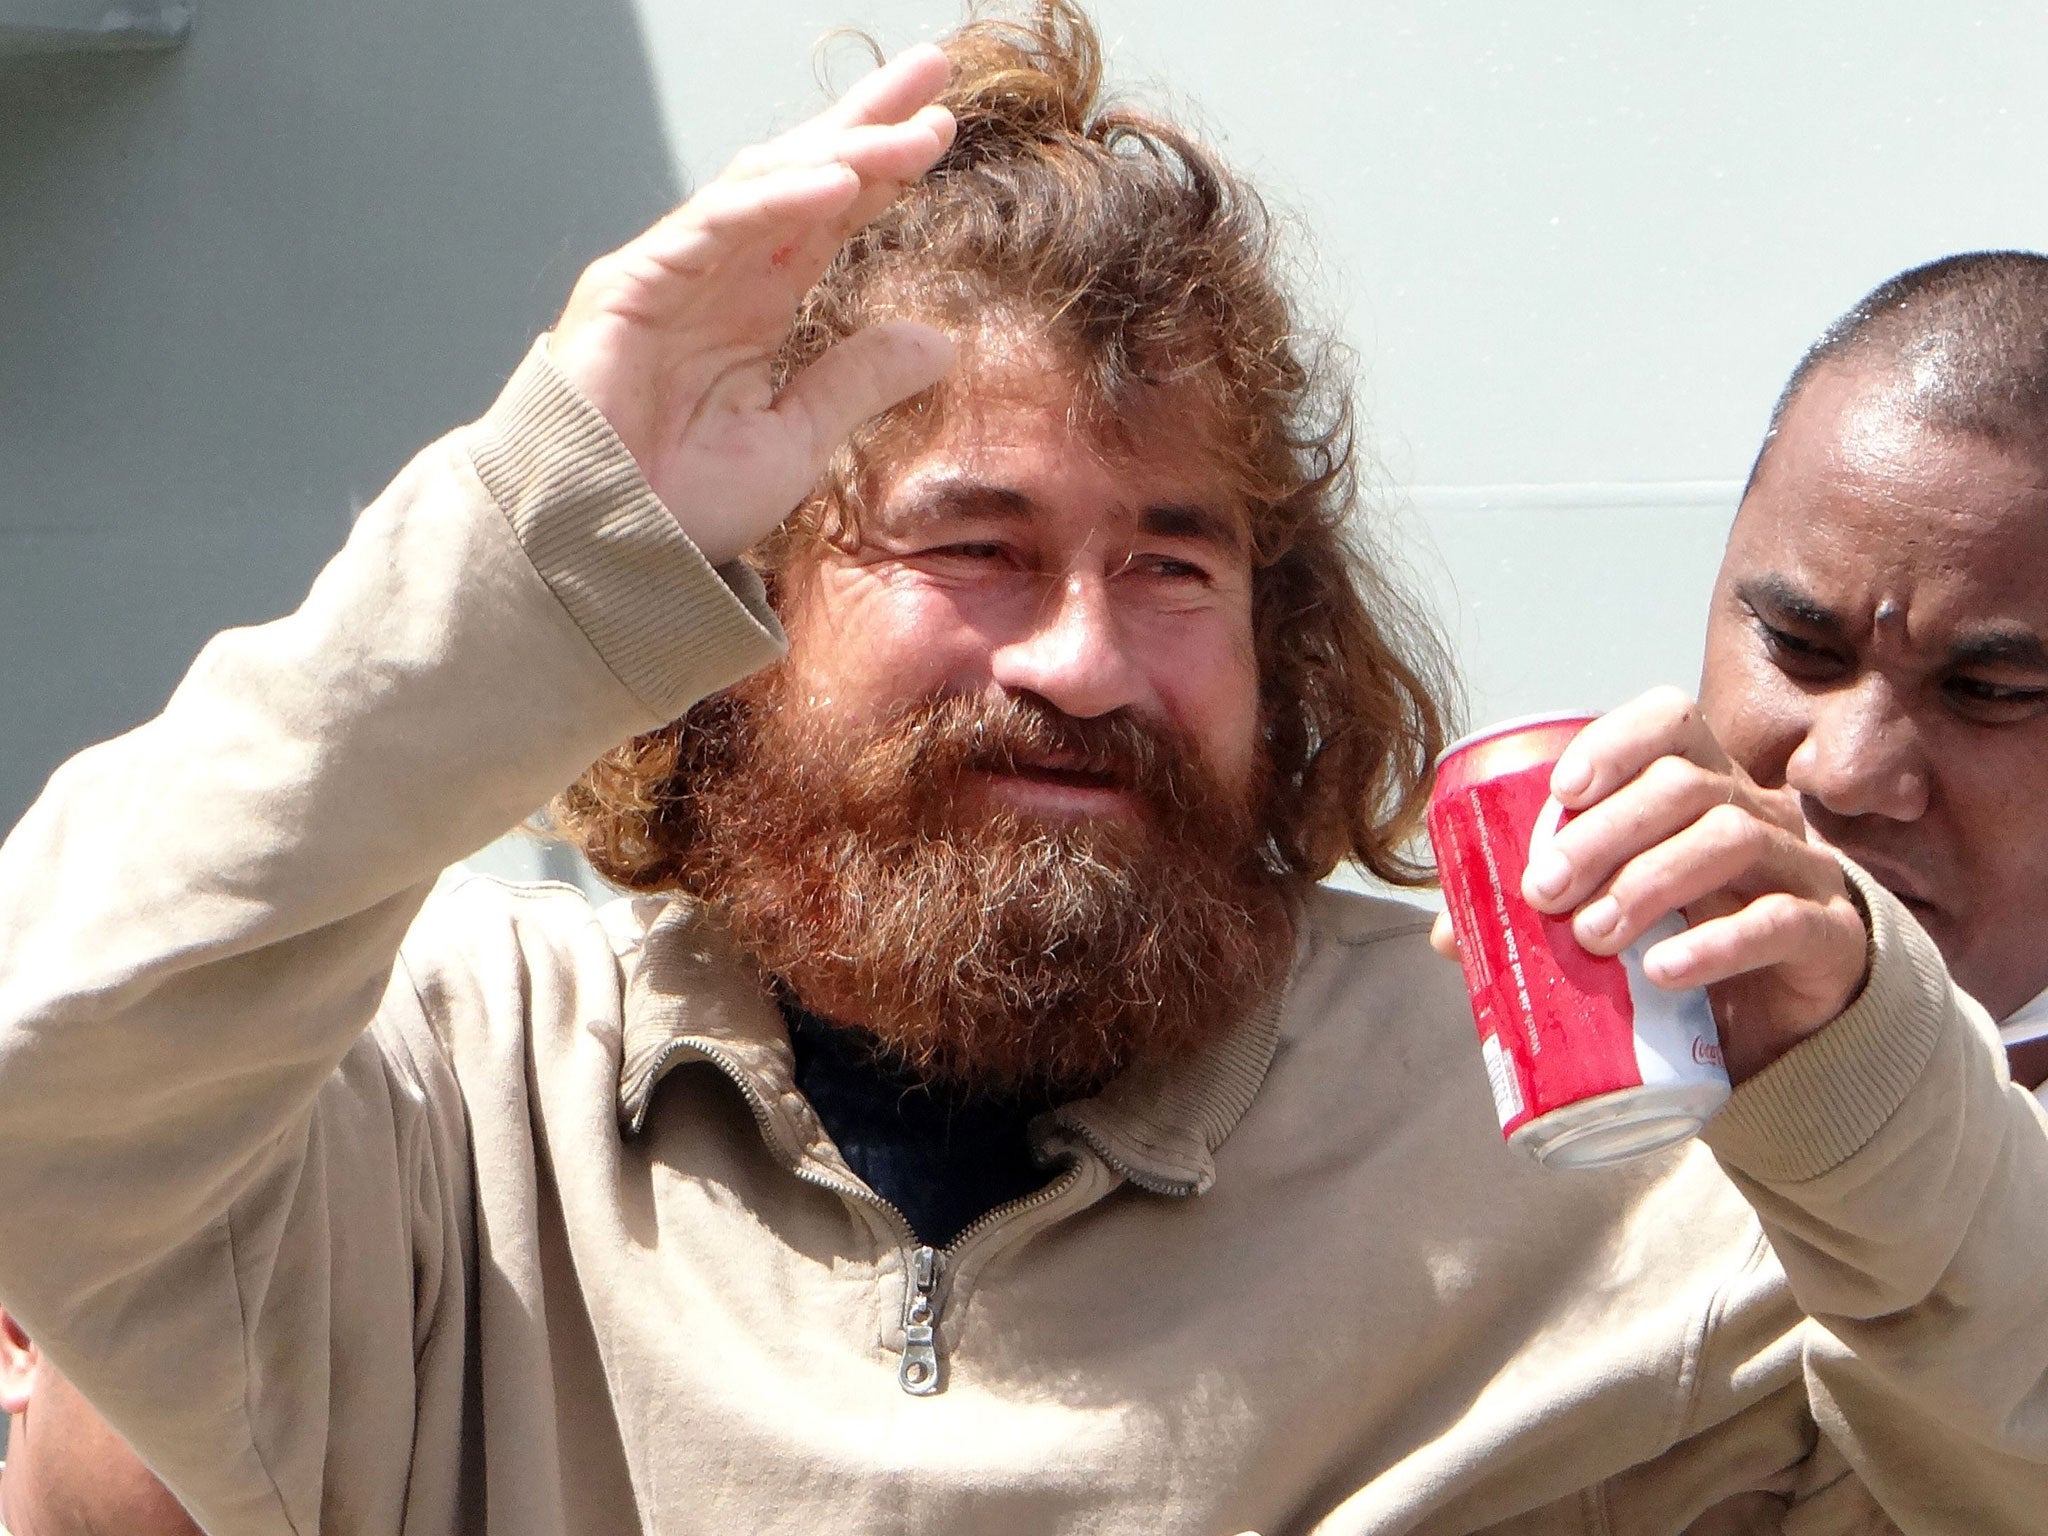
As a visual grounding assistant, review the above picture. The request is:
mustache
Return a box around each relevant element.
[680,676,1292,1093]
[890,692,1197,810]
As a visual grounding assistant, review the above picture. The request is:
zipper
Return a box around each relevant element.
[898,1244,942,1395]
[895,1162,1087,1395]
[642,1036,1088,1396]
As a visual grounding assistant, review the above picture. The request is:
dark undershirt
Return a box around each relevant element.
[781,998,1060,1249]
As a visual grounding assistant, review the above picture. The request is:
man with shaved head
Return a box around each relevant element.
[1702,251,2048,1093]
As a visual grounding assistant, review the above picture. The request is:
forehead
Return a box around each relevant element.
[864,345,1249,539]
[1728,363,2048,617]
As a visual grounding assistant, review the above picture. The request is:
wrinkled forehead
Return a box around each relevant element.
[1728,362,2048,609]
[922,323,1247,466]
[834,328,1259,542]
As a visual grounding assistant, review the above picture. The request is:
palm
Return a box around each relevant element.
[548,45,958,566]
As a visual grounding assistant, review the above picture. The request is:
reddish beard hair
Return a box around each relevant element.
[672,674,1297,1095]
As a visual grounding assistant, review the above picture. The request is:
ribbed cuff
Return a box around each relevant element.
[465,336,784,720]
[1703,859,1952,1184]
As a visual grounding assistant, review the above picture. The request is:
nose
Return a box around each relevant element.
[988,571,1148,720]
[1784,677,1931,822]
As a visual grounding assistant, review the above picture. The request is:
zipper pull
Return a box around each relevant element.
[898,1244,942,1396]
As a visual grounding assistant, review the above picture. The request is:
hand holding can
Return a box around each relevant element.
[1430,713,1730,1167]
[1429,688,1871,1167]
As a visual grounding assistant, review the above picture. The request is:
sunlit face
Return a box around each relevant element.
[780,349,1261,824]
[1701,361,2048,1019]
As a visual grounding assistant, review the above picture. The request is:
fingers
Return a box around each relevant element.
[1526,687,1806,924]
[814,41,952,131]
[834,104,956,225]
[641,100,951,306]
[1429,910,1459,961]
[726,107,957,192]
[1559,804,1842,959]
[725,39,955,202]
[1522,752,1730,916]
[1513,685,1870,1046]
[1645,882,1868,1080]
[563,43,954,404]
[1548,685,1725,809]
[774,318,957,462]
[713,47,955,261]
[1640,887,1862,996]
[617,43,956,310]
[634,163,864,280]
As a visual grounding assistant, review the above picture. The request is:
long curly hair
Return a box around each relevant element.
[555,0,1457,891]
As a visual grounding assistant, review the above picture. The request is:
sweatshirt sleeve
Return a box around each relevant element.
[1701,860,2048,1530]
[0,339,783,1528]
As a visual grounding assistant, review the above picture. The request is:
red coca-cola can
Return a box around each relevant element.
[1428,713,1730,1168]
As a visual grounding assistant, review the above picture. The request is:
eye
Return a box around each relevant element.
[896,539,1036,587]
[1119,552,1213,584]
[913,540,1026,574]
[1754,617,1848,679]
[1941,674,2048,723]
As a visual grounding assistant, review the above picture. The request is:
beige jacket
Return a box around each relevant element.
[1,345,2046,1536]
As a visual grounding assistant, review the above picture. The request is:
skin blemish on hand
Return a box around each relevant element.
[769,242,798,270]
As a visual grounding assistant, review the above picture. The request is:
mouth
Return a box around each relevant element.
[1834,849,1943,920]
[964,757,1142,817]
[1002,751,1124,789]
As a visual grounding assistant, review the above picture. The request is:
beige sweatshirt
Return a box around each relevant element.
[1,344,2046,1536]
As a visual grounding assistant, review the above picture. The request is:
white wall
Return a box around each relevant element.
[625,0,2048,729]
[8,0,2048,835]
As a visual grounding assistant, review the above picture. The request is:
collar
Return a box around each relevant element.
[1998,983,2048,1049]
[615,897,1291,1197]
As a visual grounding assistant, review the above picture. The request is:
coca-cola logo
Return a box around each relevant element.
[1692,1037,1724,1068]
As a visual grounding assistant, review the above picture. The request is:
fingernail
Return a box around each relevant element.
[1646,942,1690,984]
[1524,849,1570,902]
[1552,756,1591,798]
[1577,896,1620,942]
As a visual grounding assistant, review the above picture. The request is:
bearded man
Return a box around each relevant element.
[0,7,2044,1535]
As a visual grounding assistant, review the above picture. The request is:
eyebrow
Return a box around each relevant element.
[888,481,1034,529]
[1733,574,1844,638]
[1137,503,1246,554]
[1948,629,2048,671]
[1736,574,2048,670]
[884,479,1245,553]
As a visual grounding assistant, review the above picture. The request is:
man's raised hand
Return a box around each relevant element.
[548,44,958,566]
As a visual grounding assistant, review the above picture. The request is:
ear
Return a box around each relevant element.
[0,1306,37,1414]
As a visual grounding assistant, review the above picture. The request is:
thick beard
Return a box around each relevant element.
[673,674,1296,1096]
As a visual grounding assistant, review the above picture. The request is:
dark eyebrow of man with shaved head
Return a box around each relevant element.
[1946,628,2048,672]
[1736,574,2048,671]
[1733,575,1846,639]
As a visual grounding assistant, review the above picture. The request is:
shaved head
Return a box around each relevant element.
[1750,251,2048,490]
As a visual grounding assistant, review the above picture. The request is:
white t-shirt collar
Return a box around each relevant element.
[1998,985,2048,1049]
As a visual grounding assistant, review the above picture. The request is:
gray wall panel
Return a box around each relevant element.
[0,0,680,828]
